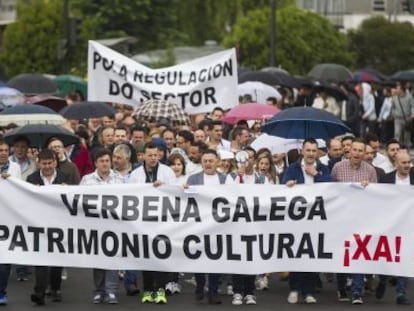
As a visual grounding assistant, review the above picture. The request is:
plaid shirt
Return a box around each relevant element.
[331,159,377,183]
[80,169,123,185]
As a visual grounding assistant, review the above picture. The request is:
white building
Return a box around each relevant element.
[0,0,16,25]
[296,0,414,30]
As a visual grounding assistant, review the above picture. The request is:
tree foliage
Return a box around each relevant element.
[223,5,353,74]
[348,16,414,75]
[0,0,351,78]
[0,0,63,77]
[71,0,179,51]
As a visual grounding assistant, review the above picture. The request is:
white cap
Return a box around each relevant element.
[218,149,234,160]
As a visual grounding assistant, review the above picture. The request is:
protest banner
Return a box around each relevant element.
[87,41,238,114]
[0,178,413,276]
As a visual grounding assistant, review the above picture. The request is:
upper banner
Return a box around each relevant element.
[1,178,414,276]
[87,41,238,114]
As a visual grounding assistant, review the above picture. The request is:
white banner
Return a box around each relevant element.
[1,178,413,276]
[87,41,238,114]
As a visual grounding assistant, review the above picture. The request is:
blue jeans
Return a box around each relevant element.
[124,270,137,289]
[379,275,408,295]
[195,273,219,296]
[396,277,408,295]
[351,274,364,295]
[0,264,11,295]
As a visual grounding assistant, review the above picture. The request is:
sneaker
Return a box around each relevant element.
[195,290,204,301]
[208,294,222,304]
[0,293,8,306]
[287,291,299,304]
[232,293,243,305]
[375,281,386,300]
[346,277,352,290]
[172,282,181,294]
[244,294,257,305]
[51,290,62,302]
[226,284,234,296]
[351,293,363,304]
[105,293,118,304]
[165,282,174,295]
[61,269,67,281]
[154,288,167,304]
[141,291,154,303]
[118,270,125,280]
[93,294,103,304]
[337,289,350,302]
[396,294,411,305]
[255,275,269,290]
[304,295,317,304]
[185,276,197,286]
[126,285,140,296]
[17,276,28,282]
[31,294,45,305]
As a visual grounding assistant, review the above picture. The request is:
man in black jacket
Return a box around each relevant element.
[376,150,412,305]
[26,149,71,305]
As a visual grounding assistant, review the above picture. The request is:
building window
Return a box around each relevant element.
[372,0,386,11]
[302,0,316,10]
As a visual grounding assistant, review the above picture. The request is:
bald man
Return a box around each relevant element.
[376,150,413,305]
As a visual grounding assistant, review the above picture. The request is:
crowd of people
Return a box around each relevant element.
[0,78,413,307]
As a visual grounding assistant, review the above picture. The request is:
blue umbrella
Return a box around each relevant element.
[261,106,350,140]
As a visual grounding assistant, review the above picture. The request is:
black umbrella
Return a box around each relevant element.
[4,124,79,148]
[390,69,414,82]
[59,101,116,120]
[7,74,58,95]
[238,71,299,88]
[0,104,66,126]
[308,63,352,83]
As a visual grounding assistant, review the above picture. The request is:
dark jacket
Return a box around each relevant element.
[380,170,414,185]
[26,169,71,186]
[187,171,227,185]
[281,161,332,184]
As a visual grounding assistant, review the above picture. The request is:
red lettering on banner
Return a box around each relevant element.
[352,234,372,260]
[343,234,402,267]
[372,236,392,262]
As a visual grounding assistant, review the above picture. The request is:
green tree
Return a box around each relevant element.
[348,16,414,74]
[223,5,353,74]
[71,0,179,51]
[0,0,63,77]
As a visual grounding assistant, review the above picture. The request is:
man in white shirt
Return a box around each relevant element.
[9,136,36,181]
[186,149,234,304]
[378,139,401,173]
[206,121,231,151]
[0,139,21,306]
[128,142,175,304]
[319,138,342,167]
[364,133,387,167]
[80,148,123,304]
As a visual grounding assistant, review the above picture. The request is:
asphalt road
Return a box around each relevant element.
[3,268,412,310]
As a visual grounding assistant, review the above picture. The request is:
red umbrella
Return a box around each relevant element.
[222,103,280,125]
[26,95,67,112]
